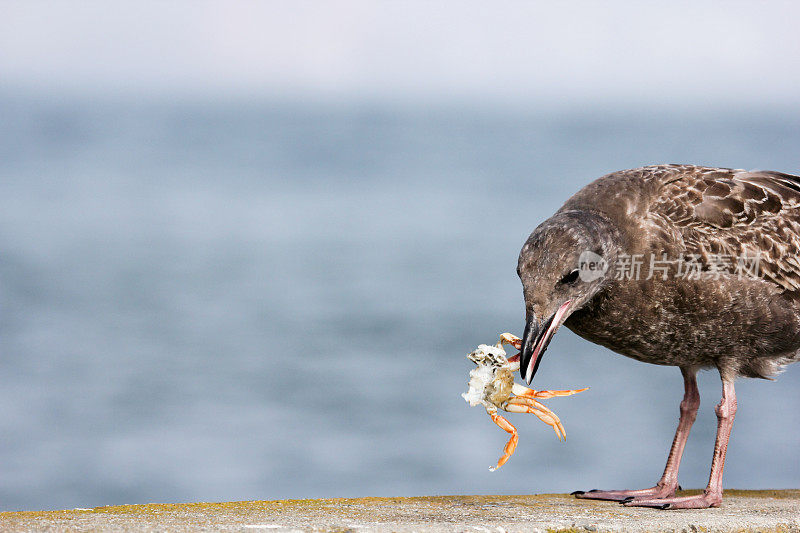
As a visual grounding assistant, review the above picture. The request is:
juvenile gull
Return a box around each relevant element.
[516,164,800,509]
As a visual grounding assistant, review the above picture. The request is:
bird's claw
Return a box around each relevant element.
[572,485,679,502]
[622,492,722,509]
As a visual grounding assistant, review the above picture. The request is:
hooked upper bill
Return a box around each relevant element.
[520,300,572,385]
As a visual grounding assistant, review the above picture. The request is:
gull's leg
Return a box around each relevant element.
[626,377,736,509]
[487,409,519,471]
[505,396,566,441]
[576,367,700,502]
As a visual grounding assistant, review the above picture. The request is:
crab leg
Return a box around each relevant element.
[487,409,519,471]
[498,332,522,350]
[498,333,523,363]
[512,383,588,399]
[505,396,567,441]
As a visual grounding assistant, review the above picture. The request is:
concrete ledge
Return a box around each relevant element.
[2,490,799,532]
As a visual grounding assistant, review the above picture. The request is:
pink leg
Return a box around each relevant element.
[626,378,736,509]
[575,368,700,502]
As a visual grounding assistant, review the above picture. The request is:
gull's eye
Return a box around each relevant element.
[558,269,580,285]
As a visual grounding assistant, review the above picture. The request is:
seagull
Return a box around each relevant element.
[517,164,800,509]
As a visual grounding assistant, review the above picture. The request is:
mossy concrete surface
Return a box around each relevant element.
[2,490,799,532]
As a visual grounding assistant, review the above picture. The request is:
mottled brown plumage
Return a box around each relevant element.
[515,164,800,510]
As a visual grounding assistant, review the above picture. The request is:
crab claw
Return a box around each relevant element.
[498,333,522,364]
[498,332,522,350]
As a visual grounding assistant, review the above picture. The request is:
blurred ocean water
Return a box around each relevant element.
[0,95,799,511]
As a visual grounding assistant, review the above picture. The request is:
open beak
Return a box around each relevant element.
[520,300,572,385]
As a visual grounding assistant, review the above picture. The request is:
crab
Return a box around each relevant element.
[462,332,587,471]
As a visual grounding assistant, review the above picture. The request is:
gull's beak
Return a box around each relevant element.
[519,300,572,385]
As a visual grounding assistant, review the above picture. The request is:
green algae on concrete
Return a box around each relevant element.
[2,490,799,532]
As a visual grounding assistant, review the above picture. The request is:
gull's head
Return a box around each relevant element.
[517,210,619,385]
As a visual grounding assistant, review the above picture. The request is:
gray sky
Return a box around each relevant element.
[2,1,799,106]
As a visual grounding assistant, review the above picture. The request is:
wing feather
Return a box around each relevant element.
[646,166,800,293]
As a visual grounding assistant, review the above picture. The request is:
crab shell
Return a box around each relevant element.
[483,366,514,405]
[462,345,516,407]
